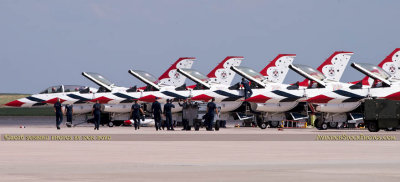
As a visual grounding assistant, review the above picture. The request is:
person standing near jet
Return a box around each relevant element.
[178,99,189,130]
[206,98,219,131]
[151,97,162,131]
[130,99,145,130]
[64,104,73,127]
[54,98,63,130]
[241,77,253,99]
[163,99,175,130]
[179,98,198,130]
[92,100,101,130]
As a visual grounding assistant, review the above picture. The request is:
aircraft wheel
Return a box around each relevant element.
[385,127,396,131]
[215,120,220,131]
[269,121,279,128]
[328,122,338,128]
[367,121,379,132]
[320,123,328,130]
[194,122,200,131]
[108,121,114,127]
[315,118,325,130]
[259,122,267,129]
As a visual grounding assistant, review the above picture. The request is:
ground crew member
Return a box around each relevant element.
[92,100,101,130]
[151,97,162,131]
[179,99,189,130]
[130,99,145,130]
[241,78,253,99]
[54,98,63,130]
[64,104,73,127]
[179,98,198,130]
[206,98,219,131]
[164,99,175,130]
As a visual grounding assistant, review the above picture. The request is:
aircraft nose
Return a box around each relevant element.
[5,100,25,107]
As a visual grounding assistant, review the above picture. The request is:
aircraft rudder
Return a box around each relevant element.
[260,54,296,83]
[207,56,244,85]
[157,57,196,87]
[317,51,353,82]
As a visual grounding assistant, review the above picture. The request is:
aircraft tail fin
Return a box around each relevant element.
[157,57,195,87]
[207,56,243,85]
[259,54,296,83]
[378,48,400,79]
[317,51,353,81]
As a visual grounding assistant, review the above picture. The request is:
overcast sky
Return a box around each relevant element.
[1,0,399,93]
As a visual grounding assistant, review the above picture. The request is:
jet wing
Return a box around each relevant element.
[128,70,160,91]
[82,72,114,92]
[289,64,326,87]
[351,63,391,86]
[177,68,211,89]
[230,66,267,88]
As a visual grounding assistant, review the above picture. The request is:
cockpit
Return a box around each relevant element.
[289,64,327,88]
[39,85,89,94]
[130,70,158,83]
[177,68,212,90]
[232,66,266,82]
[128,70,161,91]
[83,72,114,87]
[292,64,326,81]
[354,63,391,80]
[82,72,116,92]
[179,69,210,82]
[351,63,394,88]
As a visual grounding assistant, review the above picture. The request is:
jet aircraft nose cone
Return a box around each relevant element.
[5,100,25,107]
[244,95,271,103]
[305,95,334,103]
[190,94,213,102]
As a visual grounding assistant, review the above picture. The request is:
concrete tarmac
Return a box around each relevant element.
[0,125,399,182]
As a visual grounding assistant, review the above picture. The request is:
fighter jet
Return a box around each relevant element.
[242,51,354,128]
[304,49,400,129]
[143,54,292,125]
[4,57,195,111]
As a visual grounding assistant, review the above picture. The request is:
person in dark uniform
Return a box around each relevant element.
[130,99,145,130]
[151,97,162,131]
[241,78,253,99]
[206,98,219,131]
[54,98,63,130]
[179,98,198,130]
[163,99,175,130]
[64,104,73,127]
[92,100,101,130]
[178,99,189,130]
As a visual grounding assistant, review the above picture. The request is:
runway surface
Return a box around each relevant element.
[0,117,399,182]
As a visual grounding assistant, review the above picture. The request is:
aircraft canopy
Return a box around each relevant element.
[39,85,87,94]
